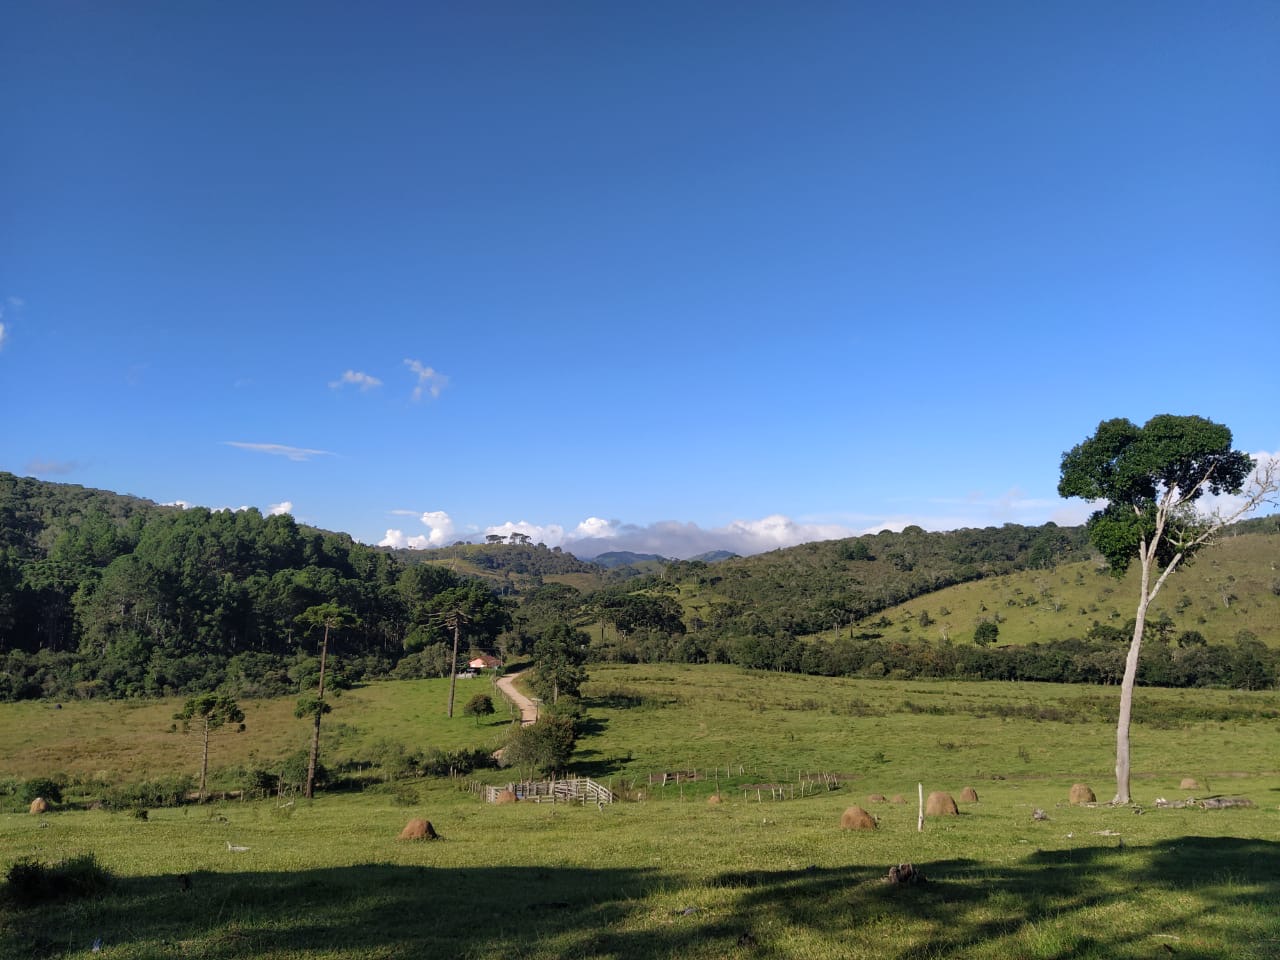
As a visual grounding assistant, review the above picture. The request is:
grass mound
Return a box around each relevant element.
[1069,783,1096,804]
[493,789,517,805]
[1179,777,1200,790]
[397,819,439,841]
[867,793,887,804]
[28,797,48,814]
[925,791,958,816]
[840,805,877,830]
[960,786,979,802]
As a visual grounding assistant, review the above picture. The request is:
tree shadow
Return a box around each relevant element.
[566,748,625,779]
[6,838,1278,959]
[574,715,608,737]
[706,836,1280,958]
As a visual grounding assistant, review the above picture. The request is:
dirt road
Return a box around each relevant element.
[494,670,538,725]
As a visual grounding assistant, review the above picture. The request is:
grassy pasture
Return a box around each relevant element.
[3,665,1279,959]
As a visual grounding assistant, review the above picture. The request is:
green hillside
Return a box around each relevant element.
[855,521,1280,649]
[661,523,1093,638]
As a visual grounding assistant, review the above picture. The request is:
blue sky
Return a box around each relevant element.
[3,3,1277,558]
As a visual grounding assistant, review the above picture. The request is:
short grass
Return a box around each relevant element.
[3,665,1279,959]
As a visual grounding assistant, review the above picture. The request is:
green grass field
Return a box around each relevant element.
[3,665,1279,959]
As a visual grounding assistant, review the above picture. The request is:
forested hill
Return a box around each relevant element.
[661,523,1094,639]
[0,473,508,700]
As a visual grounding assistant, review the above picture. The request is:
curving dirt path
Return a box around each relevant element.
[494,669,539,726]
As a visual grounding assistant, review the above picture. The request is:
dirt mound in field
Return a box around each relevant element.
[1179,778,1200,790]
[706,793,723,806]
[28,797,48,814]
[398,819,439,840]
[867,793,887,804]
[890,794,906,804]
[1069,783,1096,804]
[959,786,979,803]
[925,791,958,816]
[494,789,518,805]
[840,805,877,830]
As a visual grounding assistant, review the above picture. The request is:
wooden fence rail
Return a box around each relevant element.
[481,777,615,805]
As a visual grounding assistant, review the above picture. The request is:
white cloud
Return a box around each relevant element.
[223,441,335,462]
[162,500,193,509]
[405,358,448,401]
[0,322,6,351]
[419,510,457,545]
[329,370,382,391]
[379,529,432,549]
[380,509,458,549]
[484,519,565,546]
[268,501,293,516]
[561,514,859,559]
[573,517,618,540]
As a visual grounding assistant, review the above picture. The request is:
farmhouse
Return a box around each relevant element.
[468,653,503,671]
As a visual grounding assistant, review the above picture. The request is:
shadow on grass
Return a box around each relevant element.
[566,748,626,779]
[709,836,1280,958]
[5,839,1279,959]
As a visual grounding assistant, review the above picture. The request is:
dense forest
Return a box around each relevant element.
[2,473,1277,701]
[0,473,511,700]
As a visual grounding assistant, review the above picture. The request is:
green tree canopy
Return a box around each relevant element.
[500,714,578,778]
[973,620,999,647]
[463,692,495,726]
[531,623,589,704]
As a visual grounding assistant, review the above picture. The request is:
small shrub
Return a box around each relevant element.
[368,739,416,782]
[21,778,63,805]
[101,774,195,810]
[418,747,498,778]
[5,854,114,907]
[463,693,496,725]
[389,782,420,807]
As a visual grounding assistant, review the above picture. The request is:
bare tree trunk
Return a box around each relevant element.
[305,622,330,800]
[447,618,460,718]
[1112,600,1148,805]
[1114,515,1184,804]
[199,718,211,801]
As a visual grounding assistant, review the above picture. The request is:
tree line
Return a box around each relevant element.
[3,469,1276,704]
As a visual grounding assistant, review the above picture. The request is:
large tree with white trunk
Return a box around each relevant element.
[1058,414,1276,804]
